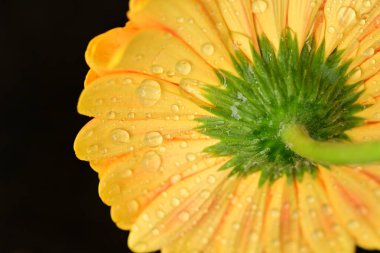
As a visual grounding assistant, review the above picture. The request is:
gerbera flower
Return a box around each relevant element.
[74,0,380,252]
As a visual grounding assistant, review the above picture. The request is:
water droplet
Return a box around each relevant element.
[141,151,161,170]
[171,197,181,207]
[144,131,164,147]
[136,79,161,106]
[252,0,268,14]
[186,153,197,161]
[328,26,336,34]
[176,17,185,23]
[108,184,121,196]
[271,208,280,217]
[121,78,132,85]
[207,175,216,184]
[156,210,165,218]
[171,104,180,113]
[127,200,139,213]
[232,222,241,230]
[180,141,188,148]
[111,128,130,143]
[201,43,215,56]
[306,195,315,204]
[322,204,332,215]
[351,67,362,80]
[364,0,372,8]
[170,174,182,184]
[150,65,164,74]
[87,144,99,154]
[337,6,357,26]
[347,219,359,229]
[95,98,103,105]
[178,211,190,222]
[200,190,210,199]
[134,243,147,252]
[128,112,135,119]
[175,60,192,75]
[179,188,189,197]
[107,111,117,119]
[363,47,375,57]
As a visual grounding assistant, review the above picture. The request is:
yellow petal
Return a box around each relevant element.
[217,0,258,49]
[161,177,242,253]
[77,73,211,121]
[346,122,380,142]
[297,172,354,253]
[74,117,205,161]
[287,0,325,47]
[97,139,224,230]
[356,97,380,123]
[127,165,231,252]
[320,167,380,249]
[128,0,235,73]
[323,0,380,56]
[358,73,380,104]
[85,25,220,87]
[253,0,287,50]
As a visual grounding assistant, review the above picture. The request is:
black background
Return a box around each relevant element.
[0,0,378,252]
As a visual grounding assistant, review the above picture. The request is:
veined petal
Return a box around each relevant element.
[74,117,206,161]
[297,173,354,253]
[320,167,380,249]
[96,139,224,230]
[358,73,380,104]
[161,177,241,253]
[287,0,325,47]
[253,0,287,50]
[85,25,219,86]
[77,73,212,121]
[217,0,258,48]
[127,166,231,252]
[346,122,380,141]
[323,0,380,56]
[128,0,235,74]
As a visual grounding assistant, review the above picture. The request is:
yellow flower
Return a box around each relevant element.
[74,0,380,252]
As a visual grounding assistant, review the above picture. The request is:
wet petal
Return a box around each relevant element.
[297,173,354,253]
[320,167,380,249]
[77,73,212,121]
[97,139,224,230]
[86,25,219,86]
[128,0,235,73]
[127,165,231,252]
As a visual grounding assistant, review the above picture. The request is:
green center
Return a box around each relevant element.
[197,31,367,185]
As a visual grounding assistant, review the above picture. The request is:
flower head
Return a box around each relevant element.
[75,1,380,252]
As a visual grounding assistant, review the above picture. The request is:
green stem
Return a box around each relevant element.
[281,124,380,165]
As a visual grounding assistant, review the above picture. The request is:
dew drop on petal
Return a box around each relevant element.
[180,141,188,148]
[186,152,197,161]
[156,210,165,218]
[170,174,182,184]
[363,47,375,57]
[207,175,216,185]
[251,0,268,14]
[347,219,359,229]
[201,43,215,56]
[107,111,117,119]
[128,112,135,119]
[175,60,192,75]
[111,128,130,143]
[179,188,190,197]
[178,211,190,222]
[136,79,161,106]
[87,144,99,154]
[328,26,336,34]
[144,131,164,147]
[141,151,162,170]
[171,197,181,207]
[171,104,180,113]
[337,6,357,26]
[152,228,160,236]
[127,200,139,213]
[200,190,211,199]
[150,65,164,74]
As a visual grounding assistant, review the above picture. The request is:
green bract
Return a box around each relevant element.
[197,31,366,185]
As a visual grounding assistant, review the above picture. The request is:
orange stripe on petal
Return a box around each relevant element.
[320,167,380,249]
[127,166,231,252]
[77,73,212,121]
[297,173,354,253]
[128,0,235,74]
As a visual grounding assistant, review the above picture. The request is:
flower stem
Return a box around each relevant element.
[281,124,380,165]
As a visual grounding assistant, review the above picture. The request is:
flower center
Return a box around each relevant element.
[198,31,366,185]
